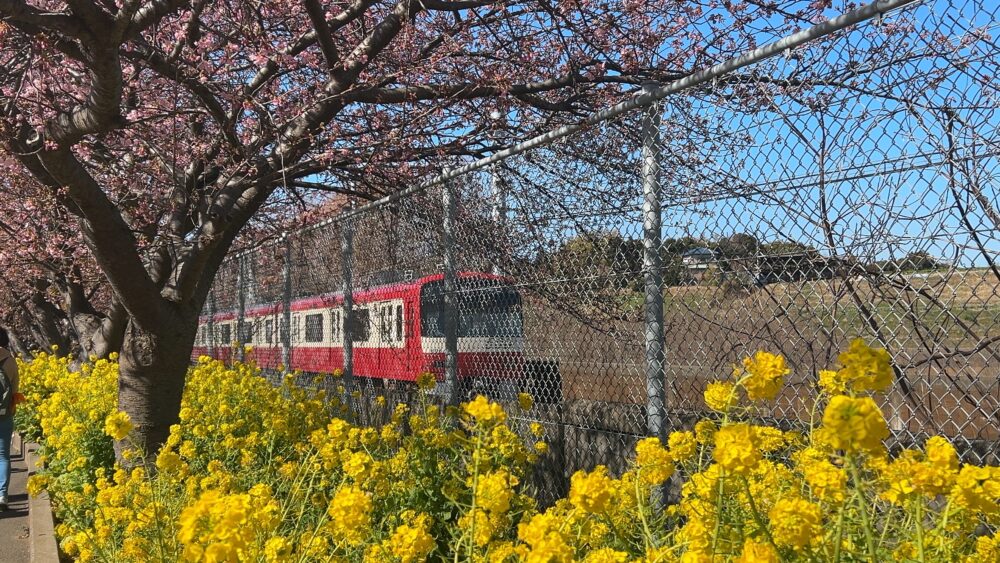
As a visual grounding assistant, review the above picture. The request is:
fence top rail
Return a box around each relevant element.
[227,0,920,261]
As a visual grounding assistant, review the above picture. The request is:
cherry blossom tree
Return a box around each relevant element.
[0,0,820,456]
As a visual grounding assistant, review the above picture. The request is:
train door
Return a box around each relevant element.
[329,307,343,373]
[403,297,419,379]
[376,301,399,379]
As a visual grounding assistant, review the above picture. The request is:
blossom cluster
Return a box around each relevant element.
[18,340,1000,562]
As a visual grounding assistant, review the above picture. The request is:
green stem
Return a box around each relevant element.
[846,456,877,562]
[635,471,654,551]
[914,499,926,563]
[832,500,845,563]
[464,430,484,562]
[878,504,895,550]
[933,498,953,537]
[710,471,726,556]
[740,476,782,560]
[147,459,169,561]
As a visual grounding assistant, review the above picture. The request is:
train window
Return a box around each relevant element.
[351,308,370,342]
[265,319,274,344]
[396,304,403,340]
[239,321,252,343]
[219,323,232,345]
[305,313,324,343]
[380,305,393,342]
[330,310,341,342]
[420,280,523,338]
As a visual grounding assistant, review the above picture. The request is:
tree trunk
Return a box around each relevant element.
[71,309,127,360]
[25,294,73,353]
[115,316,196,462]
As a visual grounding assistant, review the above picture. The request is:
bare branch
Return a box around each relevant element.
[127,0,191,38]
[303,0,341,73]
[24,145,169,329]
[0,0,88,38]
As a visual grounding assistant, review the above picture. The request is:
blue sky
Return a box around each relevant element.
[478,0,1000,269]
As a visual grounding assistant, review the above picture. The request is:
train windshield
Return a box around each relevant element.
[420,279,523,338]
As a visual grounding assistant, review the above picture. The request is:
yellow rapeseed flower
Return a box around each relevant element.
[155,450,186,475]
[474,469,518,513]
[821,395,888,454]
[925,436,959,471]
[768,496,822,550]
[517,392,534,411]
[967,533,999,563]
[582,548,630,562]
[739,351,789,400]
[836,338,893,393]
[713,423,761,476]
[950,465,1000,516]
[103,411,133,441]
[327,485,372,545]
[704,381,737,412]
[459,508,494,547]
[668,430,697,462]
[818,369,846,395]
[735,538,779,562]
[635,437,674,485]
[530,422,545,437]
[800,458,847,504]
[569,466,615,513]
[694,419,717,444]
[518,512,573,562]
[387,517,435,563]
[464,396,506,425]
[415,372,436,390]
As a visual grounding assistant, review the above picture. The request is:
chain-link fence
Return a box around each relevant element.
[198,0,1000,500]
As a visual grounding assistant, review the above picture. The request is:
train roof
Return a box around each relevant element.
[200,271,511,322]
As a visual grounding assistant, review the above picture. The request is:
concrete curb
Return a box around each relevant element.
[22,437,59,563]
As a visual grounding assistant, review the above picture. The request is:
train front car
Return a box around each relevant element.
[418,273,526,396]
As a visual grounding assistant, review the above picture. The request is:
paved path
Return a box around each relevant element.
[0,434,31,563]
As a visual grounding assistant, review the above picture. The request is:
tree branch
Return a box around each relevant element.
[420,0,495,10]
[63,0,112,36]
[303,0,341,73]
[30,146,169,329]
[0,0,88,38]
[43,45,125,145]
[122,44,243,153]
[343,73,589,104]
[127,0,191,39]
[289,180,379,200]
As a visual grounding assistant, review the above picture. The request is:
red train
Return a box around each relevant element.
[191,272,526,386]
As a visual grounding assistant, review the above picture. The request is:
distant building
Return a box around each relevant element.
[734,252,837,286]
[682,247,718,282]
[682,247,717,268]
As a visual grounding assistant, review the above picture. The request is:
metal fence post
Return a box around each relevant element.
[641,83,666,442]
[442,177,460,405]
[282,235,293,370]
[341,218,355,380]
[490,164,507,276]
[236,254,247,359]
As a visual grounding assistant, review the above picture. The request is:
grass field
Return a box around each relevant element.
[519,268,1000,447]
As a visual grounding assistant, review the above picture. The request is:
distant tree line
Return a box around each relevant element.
[539,232,946,292]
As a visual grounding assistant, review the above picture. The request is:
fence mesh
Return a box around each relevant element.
[202,0,1000,500]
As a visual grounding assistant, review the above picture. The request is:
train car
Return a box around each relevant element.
[191,272,525,387]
